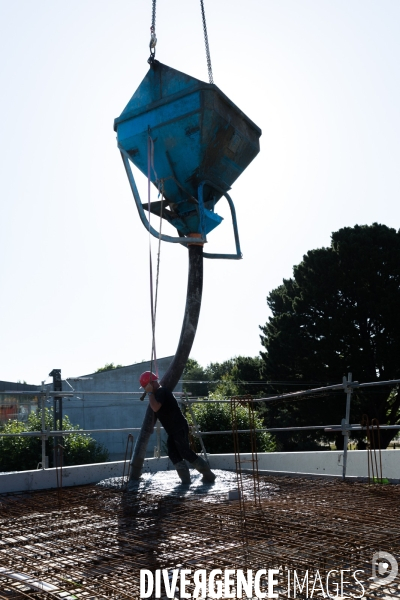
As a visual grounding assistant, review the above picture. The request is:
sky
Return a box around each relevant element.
[1,1,400,385]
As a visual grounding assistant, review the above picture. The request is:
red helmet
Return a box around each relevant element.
[139,371,158,388]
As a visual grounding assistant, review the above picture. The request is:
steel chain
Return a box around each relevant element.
[200,0,214,84]
[147,0,214,83]
[148,0,157,64]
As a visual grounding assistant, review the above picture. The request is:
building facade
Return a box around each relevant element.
[59,357,181,461]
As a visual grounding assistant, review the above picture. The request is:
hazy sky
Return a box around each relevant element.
[1,1,400,384]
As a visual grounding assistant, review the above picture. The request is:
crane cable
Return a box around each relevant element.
[147,0,214,84]
[147,133,164,379]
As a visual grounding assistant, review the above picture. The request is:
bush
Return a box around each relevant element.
[0,408,108,472]
[187,394,275,454]
[0,420,41,472]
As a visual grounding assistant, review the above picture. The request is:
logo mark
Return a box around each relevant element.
[371,552,398,585]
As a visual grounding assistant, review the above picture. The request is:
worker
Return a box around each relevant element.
[139,371,216,484]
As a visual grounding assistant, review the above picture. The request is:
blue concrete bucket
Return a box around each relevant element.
[114,61,261,255]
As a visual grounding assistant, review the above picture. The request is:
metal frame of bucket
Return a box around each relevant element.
[120,148,242,260]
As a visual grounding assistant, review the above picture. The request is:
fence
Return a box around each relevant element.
[1,374,400,479]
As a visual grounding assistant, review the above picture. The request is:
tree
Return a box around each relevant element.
[260,223,400,449]
[205,359,235,386]
[182,359,209,398]
[182,356,265,398]
[187,393,275,454]
[0,408,109,471]
[224,356,265,396]
[95,363,123,373]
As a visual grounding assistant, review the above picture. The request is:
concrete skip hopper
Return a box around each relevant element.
[114,61,261,253]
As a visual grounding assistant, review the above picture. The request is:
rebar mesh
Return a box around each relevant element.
[1,475,400,599]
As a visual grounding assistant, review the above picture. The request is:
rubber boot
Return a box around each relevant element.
[191,456,216,483]
[174,460,191,484]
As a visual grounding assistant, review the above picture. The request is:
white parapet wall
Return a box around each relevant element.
[208,450,400,480]
[1,450,399,494]
[0,457,170,494]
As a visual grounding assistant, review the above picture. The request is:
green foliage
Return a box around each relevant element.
[0,420,40,472]
[212,374,240,398]
[95,362,123,373]
[183,356,265,398]
[205,359,235,386]
[260,223,400,450]
[0,408,108,472]
[188,394,275,454]
[182,359,209,398]
[217,356,264,397]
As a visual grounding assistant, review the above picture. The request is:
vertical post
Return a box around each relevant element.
[155,420,161,458]
[185,395,209,464]
[40,381,48,469]
[49,369,62,468]
[342,372,352,480]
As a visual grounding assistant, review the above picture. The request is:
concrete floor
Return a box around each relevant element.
[97,468,276,499]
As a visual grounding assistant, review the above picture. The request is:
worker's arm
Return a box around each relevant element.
[148,392,162,413]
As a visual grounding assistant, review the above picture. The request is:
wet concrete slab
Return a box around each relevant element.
[97,468,278,501]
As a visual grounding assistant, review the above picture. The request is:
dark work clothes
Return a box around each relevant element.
[154,387,187,434]
[154,387,197,465]
[166,422,198,465]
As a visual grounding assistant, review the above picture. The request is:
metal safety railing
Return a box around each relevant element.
[1,374,400,479]
[0,387,184,469]
[183,373,400,480]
